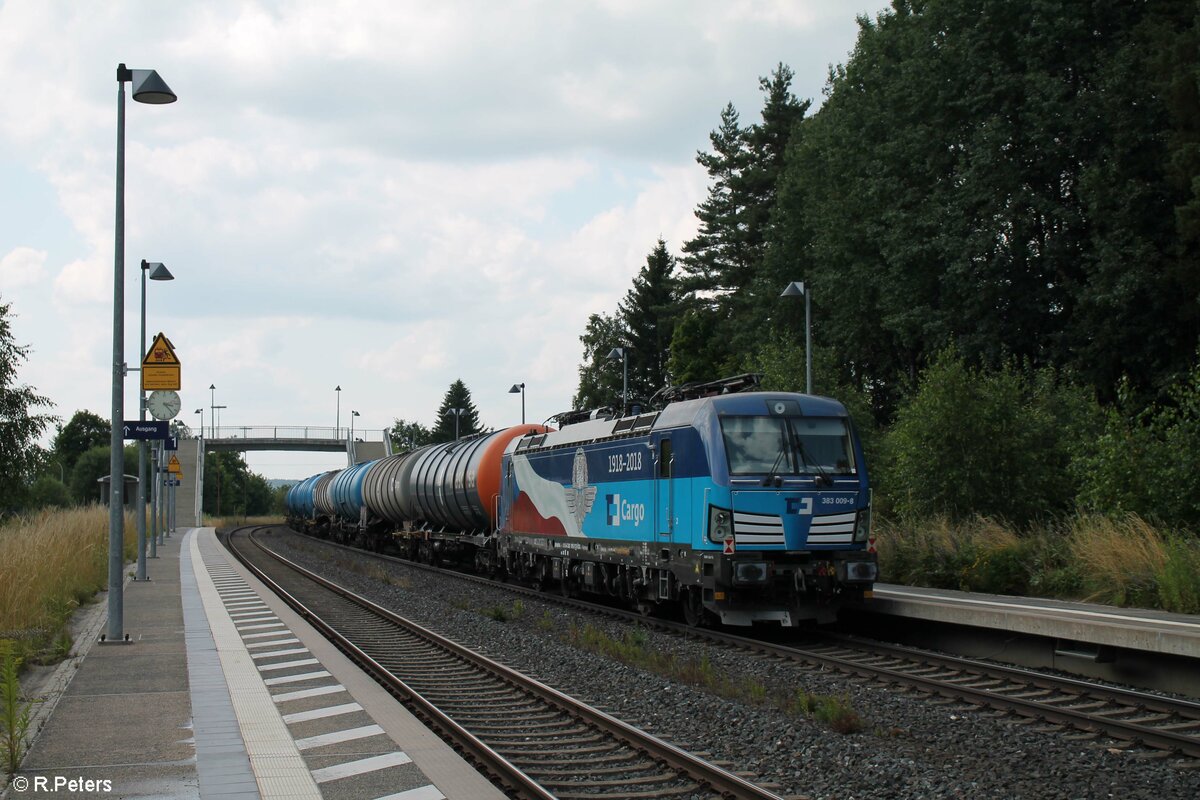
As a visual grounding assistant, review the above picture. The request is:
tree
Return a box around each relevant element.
[0,297,57,514]
[68,444,138,505]
[389,418,434,451]
[572,312,626,411]
[677,64,809,369]
[431,380,483,442]
[770,0,1200,417]
[880,348,1098,525]
[617,240,681,402]
[51,410,109,478]
[202,451,274,517]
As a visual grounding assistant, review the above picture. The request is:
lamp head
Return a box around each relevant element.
[509,383,524,394]
[130,69,177,104]
[781,281,806,297]
[607,347,624,360]
[146,262,173,281]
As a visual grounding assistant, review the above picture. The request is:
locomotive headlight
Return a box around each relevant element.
[708,505,732,543]
[854,507,872,543]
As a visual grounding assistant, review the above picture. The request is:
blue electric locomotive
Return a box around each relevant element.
[496,382,876,625]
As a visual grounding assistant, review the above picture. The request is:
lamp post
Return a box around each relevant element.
[194,408,204,439]
[450,408,465,440]
[781,281,812,394]
[335,385,341,437]
[607,347,628,416]
[135,260,173,581]
[508,383,525,424]
[349,410,360,464]
[108,63,176,644]
[209,384,216,439]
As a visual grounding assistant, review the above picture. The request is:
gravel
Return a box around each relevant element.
[261,529,1200,800]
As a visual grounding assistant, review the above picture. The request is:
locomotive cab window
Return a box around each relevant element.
[720,416,855,476]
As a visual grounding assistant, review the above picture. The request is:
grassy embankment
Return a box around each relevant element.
[203,515,282,530]
[0,506,136,662]
[877,512,1200,614]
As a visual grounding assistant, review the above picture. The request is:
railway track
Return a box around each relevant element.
[258,525,1200,766]
[224,526,788,800]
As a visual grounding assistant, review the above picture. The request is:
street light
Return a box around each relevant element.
[209,384,216,439]
[194,408,204,438]
[509,383,525,424]
[349,410,360,465]
[335,385,342,436]
[781,281,812,394]
[607,347,628,417]
[135,260,173,582]
[108,62,176,643]
[450,408,465,440]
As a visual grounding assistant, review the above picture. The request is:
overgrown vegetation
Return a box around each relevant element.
[1,640,34,776]
[0,507,135,661]
[878,514,1200,614]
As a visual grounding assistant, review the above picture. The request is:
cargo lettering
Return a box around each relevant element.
[605,493,646,527]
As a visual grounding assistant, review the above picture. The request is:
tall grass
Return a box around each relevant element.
[878,512,1200,613]
[0,506,135,659]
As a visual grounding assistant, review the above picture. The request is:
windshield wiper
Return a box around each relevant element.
[762,431,791,487]
[795,437,832,487]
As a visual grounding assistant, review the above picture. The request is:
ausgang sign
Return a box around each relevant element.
[141,332,180,391]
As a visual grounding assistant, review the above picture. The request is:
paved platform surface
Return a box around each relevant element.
[10,528,504,800]
[866,583,1200,658]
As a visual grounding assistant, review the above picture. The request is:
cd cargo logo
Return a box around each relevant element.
[605,493,646,527]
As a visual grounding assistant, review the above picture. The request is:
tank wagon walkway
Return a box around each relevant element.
[15,528,503,800]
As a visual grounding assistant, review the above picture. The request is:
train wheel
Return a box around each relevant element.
[682,588,708,628]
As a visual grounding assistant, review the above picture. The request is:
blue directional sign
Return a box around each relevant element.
[123,420,169,440]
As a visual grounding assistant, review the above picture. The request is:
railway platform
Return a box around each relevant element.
[847,583,1200,696]
[11,528,504,800]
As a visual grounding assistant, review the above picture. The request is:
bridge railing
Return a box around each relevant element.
[196,426,388,442]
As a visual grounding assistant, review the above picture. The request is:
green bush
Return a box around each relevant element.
[880,348,1099,525]
[1074,361,1200,528]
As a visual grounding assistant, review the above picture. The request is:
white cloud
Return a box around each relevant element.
[0,247,46,288]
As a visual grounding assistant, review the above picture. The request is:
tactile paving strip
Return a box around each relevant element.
[192,532,446,800]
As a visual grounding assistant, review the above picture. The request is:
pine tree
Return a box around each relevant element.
[431,380,483,442]
[617,239,680,401]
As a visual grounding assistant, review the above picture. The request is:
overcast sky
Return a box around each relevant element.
[0,0,874,480]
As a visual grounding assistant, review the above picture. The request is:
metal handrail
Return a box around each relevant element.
[195,426,388,441]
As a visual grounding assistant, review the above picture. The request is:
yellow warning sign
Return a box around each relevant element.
[143,333,179,365]
[141,333,181,391]
[168,454,182,474]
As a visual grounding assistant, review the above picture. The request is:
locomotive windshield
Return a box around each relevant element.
[721,416,856,476]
